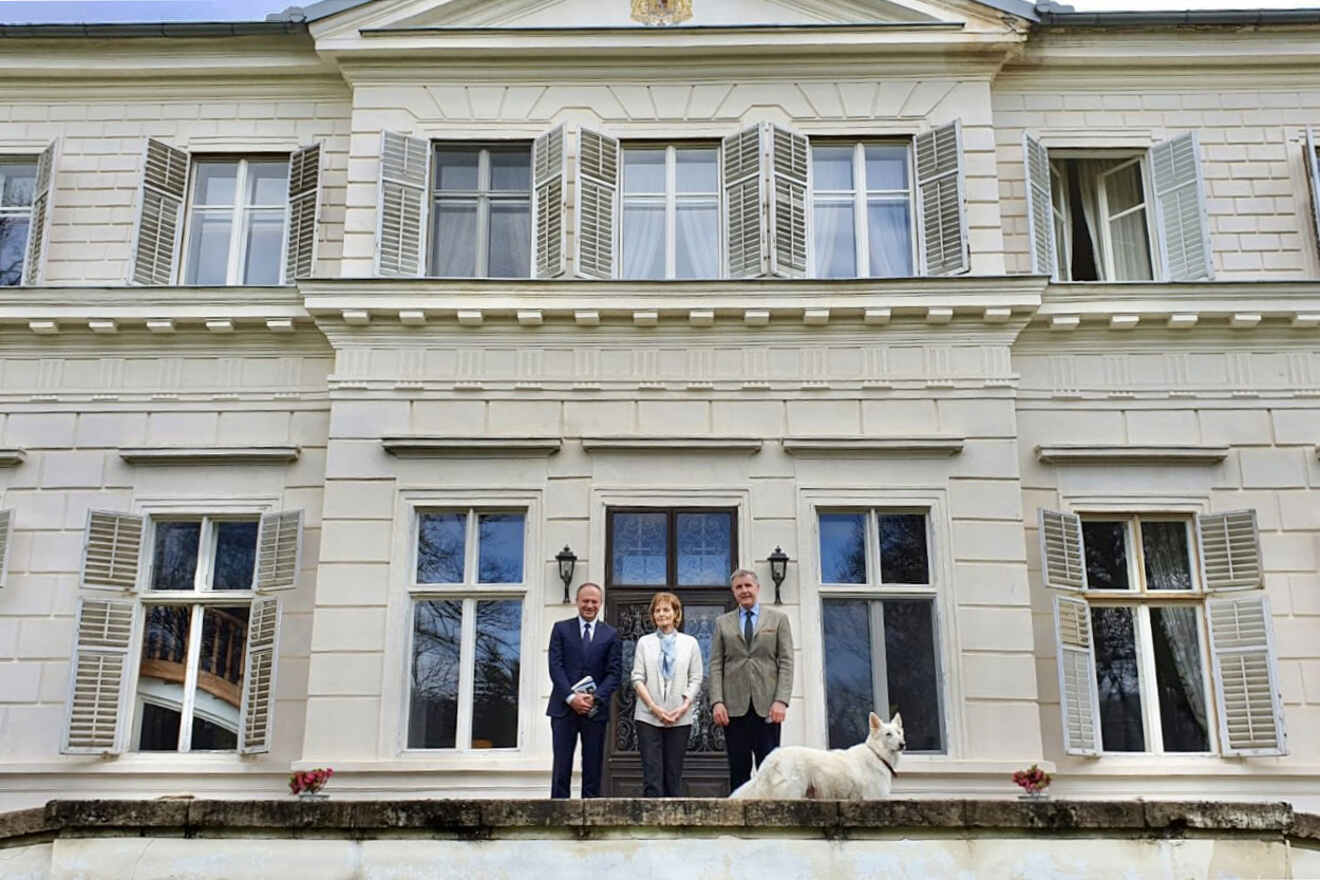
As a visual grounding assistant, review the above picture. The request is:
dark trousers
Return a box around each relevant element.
[637,721,689,797]
[725,711,781,792]
[550,713,607,798]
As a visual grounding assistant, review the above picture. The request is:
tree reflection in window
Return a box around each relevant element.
[1082,520,1130,590]
[417,513,465,583]
[819,513,867,584]
[471,599,522,748]
[151,521,201,590]
[408,599,462,748]
[477,514,524,584]
[1091,605,1145,751]
[1141,521,1193,591]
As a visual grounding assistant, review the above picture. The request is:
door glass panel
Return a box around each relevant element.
[1082,520,1131,590]
[135,604,192,750]
[680,602,726,753]
[819,512,867,584]
[151,521,201,590]
[1149,606,1210,752]
[877,514,928,584]
[822,598,873,749]
[416,512,466,584]
[1092,606,1145,751]
[676,512,733,586]
[471,599,522,749]
[610,512,668,585]
[1142,521,1193,591]
[408,599,462,749]
[477,513,524,584]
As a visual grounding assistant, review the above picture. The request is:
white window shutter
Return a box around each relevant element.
[574,126,619,280]
[1306,128,1320,256]
[1040,508,1087,592]
[533,125,567,278]
[239,596,280,754]
[256,509,302,592]
[0,508,12,588]
[62,597,134,754]
[79,510,144,592]
[1207,594,1286,756]
[130,138,188,285]
[23,140,56,285]
[768,124,809,278]
[376,130,430,277]
[1196,510,1262,592]
[285,142,321,282]
[915,120,969,276]
[1023,133,1055,278]
[1053,595,1101,756]
[722,124,766,279]
[1150,132,1214,281]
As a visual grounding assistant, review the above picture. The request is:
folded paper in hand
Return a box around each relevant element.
[572,676,599,718]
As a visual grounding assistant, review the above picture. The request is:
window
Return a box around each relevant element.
[183,157,289,286]
[607,508,735,587]
[0,158,37,286]
[811,142,914,279]
[430,145,531,278]
[1049,155,1154,282]
[408,509,526,750]
[817,510,943,753]
[621,144,720,279]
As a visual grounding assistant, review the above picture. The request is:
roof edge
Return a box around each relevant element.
[0,21,308,38]
[1038,8,1320,28]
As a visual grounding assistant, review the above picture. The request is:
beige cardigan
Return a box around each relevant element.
[630,631,703,728]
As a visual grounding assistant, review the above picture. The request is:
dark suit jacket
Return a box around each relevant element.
[546,617,622,723]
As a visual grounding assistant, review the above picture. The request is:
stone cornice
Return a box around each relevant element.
[0,448,25,467]
[382,436,562,457]
[119,447,302,465]
[1036,282,1320,331]
[581,436,763,453]
[784,436,965,456]
[1036,444,1230,465]
[0,286,311,335]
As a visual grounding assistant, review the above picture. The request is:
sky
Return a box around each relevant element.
[0,0,1314,24]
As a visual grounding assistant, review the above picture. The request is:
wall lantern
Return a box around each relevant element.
[557,545,578,604]
[768,546,789,605]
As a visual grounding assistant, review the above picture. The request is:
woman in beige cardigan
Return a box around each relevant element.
[630,591,704,797]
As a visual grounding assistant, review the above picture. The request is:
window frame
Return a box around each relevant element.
[181,155,290,287]
[809,139,917,280]
[428,142,533,279]
[604,505,739,589]
[1047,150,1162,283]
[619,141,723,281]
[0,155,37,286]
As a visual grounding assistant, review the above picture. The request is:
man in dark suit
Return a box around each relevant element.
[547,582,621,798]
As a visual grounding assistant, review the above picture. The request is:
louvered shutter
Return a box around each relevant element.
[1150,132,1214,282]
[376,131,430,277]
[285,142,321,282]
[1040,509,1087,592]
[256,509,302,592]
[1023,133,1055,278]
[1306,128,1320,254]
[238,596,280,754]
[23,140,56,285]
[533,125,567,278]
[79,510,144,592]
[915,121,969,276]
[722,124,765,279]
[1196,510,1261,592]
[574,127,619,279]
[0,508,12,588]
[1207,594,1286,756]
[130,138,188,285]
[62,598,134,754]
[1053,595,1101,756]
[768,124,809,278]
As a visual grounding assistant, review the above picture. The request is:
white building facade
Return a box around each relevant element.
[0,0,1317,812]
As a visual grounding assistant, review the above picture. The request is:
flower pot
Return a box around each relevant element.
[1017,791,1049,801]
[296,791,329,801]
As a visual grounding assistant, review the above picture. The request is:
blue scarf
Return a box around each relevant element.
[659,631,677,683]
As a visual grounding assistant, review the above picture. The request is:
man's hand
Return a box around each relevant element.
[569,693,594,715]
[712,702,729,727]
[769,701,787,724]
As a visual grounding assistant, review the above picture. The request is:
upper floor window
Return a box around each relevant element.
[0,158,37,286]
[812,142,915,279]
[621,144,720,279]
[1049,155,1154,282]
[430,144,531,278]
[183,157,289,286]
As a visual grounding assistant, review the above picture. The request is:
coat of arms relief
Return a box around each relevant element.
[631,0,694,25]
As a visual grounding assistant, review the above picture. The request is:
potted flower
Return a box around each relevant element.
[289,767,334,800]
[1012,764,1051,800]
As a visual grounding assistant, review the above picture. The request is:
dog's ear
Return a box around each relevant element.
[868,712,882,733]
[890,712,903,730]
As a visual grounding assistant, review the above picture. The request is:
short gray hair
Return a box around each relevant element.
[729,568,759,585]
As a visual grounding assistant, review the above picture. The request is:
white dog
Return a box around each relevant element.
[729,712,904,800]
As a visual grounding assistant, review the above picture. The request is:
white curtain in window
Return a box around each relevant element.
[622,203,665,279]
[488,202,531,278]
[675,203,718,278]
[1076,159,1108,281]
[432,202,477,277]
[813,201,855,278]
[1156,605,1208,734]
[866,200,911,277]
[1104,166,1153,281]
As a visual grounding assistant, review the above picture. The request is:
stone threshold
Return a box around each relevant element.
[2,799,1317,846]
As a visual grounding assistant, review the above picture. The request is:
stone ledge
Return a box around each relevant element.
[2,799,1313,846]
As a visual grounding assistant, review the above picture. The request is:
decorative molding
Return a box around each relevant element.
[119,446,302,465]
[783,436,964,456]
[382,436,562,457]
[0,448,26,467]
[581,436,763,453]
[1035,444,1230,465]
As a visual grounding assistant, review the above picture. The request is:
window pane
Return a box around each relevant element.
[812,146,854,191]
[408,600,462,749]
[623,148,666,194]
[477,513,525,584]
[0,161,35,207]
[194,605,247,750]
[489,149,531,192]
[676,148,717,193]
[676,512,733,586]
[184,212,232,285]
[0,215,29,286]
[822,599,874,749]
[434,149,479,191]
[432,200,478,276]
[819,513,867,584]
[622,203,665,279]
[1108,208,1153,281]
[1082,520,1130,590]
[1105,162,1144,214]
[417,512,466,584]
[1142,521,1193,591]
[675,202,718,279]
[864,144,908,191]
[1149,606,1210,752]
[487,200,530,278]
[867,200,912,277]
[1092,606,1145,751]
[212,520,258,590]
[610,512,668,586]
[152,521,201,590]
[883,598,941,751]
[135,604,192,751]
[193,162,237,206]
[471,599,522,749]
[242,210,284,285]
[245,161,288,206]
[878,514,928,584]
[813,202,856,278]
